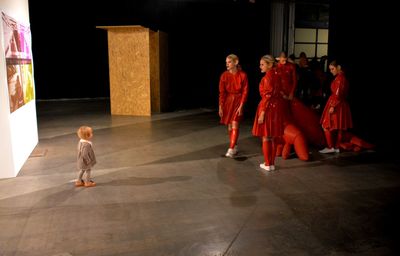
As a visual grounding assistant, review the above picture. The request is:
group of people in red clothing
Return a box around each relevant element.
[218,52,361,172]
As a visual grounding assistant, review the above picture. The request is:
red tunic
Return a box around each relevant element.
[276,62,297,97]
[252,68,285,137]
[320,72,353,130]
[219,70,249,125]
[276,62,298,122]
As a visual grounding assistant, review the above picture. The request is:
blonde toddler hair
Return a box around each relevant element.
[77,126,93,140]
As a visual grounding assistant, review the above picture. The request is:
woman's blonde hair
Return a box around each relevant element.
[77,126,93,140]
[226,54,239,63]
[261,55,275,64]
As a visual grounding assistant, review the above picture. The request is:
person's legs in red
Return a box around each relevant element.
[226,122,239,157]
[335,130,343,152]
[270,137,278,166]
[229,122,239,149]
[319,129,338,153]
[324,129,334,148]
[260,136,275,171]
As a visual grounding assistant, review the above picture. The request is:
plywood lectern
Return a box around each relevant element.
[97,25,168,116]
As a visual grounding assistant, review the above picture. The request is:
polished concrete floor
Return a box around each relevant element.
[1,99,399,256]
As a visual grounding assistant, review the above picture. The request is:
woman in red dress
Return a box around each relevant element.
[275,51,298,123]
[319,60,353,153]
[252,55,285,171]
[219,54,249,158]
[276,51,298,103]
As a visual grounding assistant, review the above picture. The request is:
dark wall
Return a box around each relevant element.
[167,1,270,112]
[29,0,397,147]
[28,1,108,99]
[28,0,270,111]
[328,1,397,145]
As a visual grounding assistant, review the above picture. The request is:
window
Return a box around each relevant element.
[294,28,328,58]
[294,2,329,61]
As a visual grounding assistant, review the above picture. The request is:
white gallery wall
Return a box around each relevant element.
[0,0,38,178]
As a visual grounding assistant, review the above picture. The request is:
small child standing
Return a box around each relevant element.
[75,126,97,187]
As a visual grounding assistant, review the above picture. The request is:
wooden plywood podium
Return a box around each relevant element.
[97,25,169,116]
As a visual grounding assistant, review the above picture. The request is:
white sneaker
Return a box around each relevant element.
[225,148,235,158]
[319,147,336,154]
[334,148,340,153]
[232,145,238,155]
[260,163,274,171]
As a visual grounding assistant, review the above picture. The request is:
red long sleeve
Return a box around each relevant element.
[219,70,248,106]
[258,71,274,112]
[329,72,349,108]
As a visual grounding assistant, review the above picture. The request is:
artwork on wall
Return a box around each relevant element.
[2,11,35,113]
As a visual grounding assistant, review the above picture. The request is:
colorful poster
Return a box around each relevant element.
[2,12,35,113]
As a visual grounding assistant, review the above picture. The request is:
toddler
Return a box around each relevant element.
[75,126,97,187]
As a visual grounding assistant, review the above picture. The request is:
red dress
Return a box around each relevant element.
[276,62,298,122]
[276,62,297,98]
[320,72,353,130]
[219,70,249,125]
[252,68,285,137]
